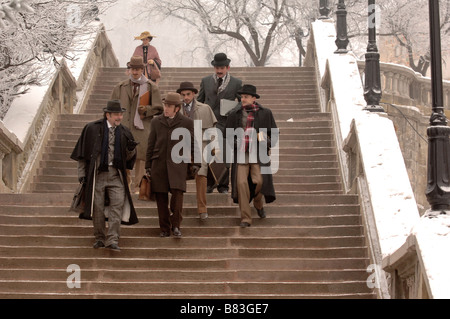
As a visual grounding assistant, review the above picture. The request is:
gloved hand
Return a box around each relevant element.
[146,168,151,177]
[191,165,200,176]
[138,105,147,116]
[78,176,86,184]
[127,140,139,151]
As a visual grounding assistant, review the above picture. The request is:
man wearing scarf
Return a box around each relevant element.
[111,56,163,193]
[70,100,139,251]
[225,85,278,228]
[197,53,242,194]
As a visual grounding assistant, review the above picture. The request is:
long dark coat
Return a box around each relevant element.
[70,119,139,225]
[197,74,242,132]
[225,103,278,205]
[145,112,196,193]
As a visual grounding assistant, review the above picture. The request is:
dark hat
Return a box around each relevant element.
[176,82,198,94]
[103,100,126,113]
[211,53,231,67]
[163,92,183,106]
[128,56,145,69]
[237,84,260,99]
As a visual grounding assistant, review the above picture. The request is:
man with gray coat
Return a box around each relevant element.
[197,53,242,193]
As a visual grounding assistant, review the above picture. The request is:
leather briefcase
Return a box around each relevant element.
[69,182,86,213]
[139,175,155,201]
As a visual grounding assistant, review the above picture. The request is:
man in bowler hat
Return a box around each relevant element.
[71,100,139,251]
[225,85,277,227]
[197,53,242,194]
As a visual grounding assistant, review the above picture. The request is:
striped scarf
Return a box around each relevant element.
[242,103,259,152]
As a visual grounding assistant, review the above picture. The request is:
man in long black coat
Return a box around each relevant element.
[70,100,139,251]
[225,85,278,228]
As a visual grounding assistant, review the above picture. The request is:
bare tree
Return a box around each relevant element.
[0,0,117,119]
[136,0,301,67]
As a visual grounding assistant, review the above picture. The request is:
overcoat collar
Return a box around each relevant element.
[158,111,183,128]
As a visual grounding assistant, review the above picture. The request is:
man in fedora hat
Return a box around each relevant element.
[133,31,162,82]
[198,53,243,194]
[225,85,277,228]
[145,92,200,238]
[177,81,218,221]
[70,100,139,250]
[111,55,163,194]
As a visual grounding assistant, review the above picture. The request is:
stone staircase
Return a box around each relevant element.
[0,67,376,298]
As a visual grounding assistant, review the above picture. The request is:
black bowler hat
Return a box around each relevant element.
[237,84,260,99]
[103,100,126,113]
[211,53,231,67]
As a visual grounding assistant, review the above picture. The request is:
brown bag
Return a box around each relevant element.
[139,175,155,201]
[69,182,86,213]
[149,63,161,81]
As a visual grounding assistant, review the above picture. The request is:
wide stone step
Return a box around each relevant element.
[0,280,372,296]
[0,268,369,283]
[0,256,368,271]
[0,214,361,228]
[0,235,366,249]
[0,204,361,217]
[0,193,358,206]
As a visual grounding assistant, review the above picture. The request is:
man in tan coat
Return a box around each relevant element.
[111,56,163,192]
[177,82,218,221]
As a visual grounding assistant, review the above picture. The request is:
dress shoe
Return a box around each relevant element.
[206,186,215,193]
[200,212,208,221]
[172,227,182,238]
[218,189,228,194]
[106,243,121,251]
[240,222,251,228]
[160,231,170,238]
[257,208,266,219]
[93,241,105,249]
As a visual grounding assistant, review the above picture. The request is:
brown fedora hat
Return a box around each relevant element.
[163,92,182,106]
[128,56,145,69]
[176,82,198,94]
[134,31,157,40]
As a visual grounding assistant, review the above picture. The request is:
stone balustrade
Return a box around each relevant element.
[357,61,450,114]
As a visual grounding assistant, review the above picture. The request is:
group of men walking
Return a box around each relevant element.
[71,52,278,250]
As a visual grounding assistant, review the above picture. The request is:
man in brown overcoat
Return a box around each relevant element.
[111,56,163,192]
[145,92,200,238]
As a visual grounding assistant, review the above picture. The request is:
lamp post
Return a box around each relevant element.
[319,0,331,20]
[335,0,349,54]
[363,0,385,112]
[426,0,450,212]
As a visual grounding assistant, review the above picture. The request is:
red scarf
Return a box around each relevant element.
[242,103,259,152]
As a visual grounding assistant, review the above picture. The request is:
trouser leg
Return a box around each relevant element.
[93,172,107,243]
[237,164,252,224]
[195,175,207,214]
[170,189,184,229]
[105,168,125,246]
[155,192,171,233]
[250,163,264,210]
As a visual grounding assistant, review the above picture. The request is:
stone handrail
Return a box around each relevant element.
[357,60,450,114]
[0,23,118,193]
[305,18,428,299]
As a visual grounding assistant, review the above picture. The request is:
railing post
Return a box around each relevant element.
[335,0,349,54]
[363,0,385,112]
[426,0,450,212]
[319,0,331,20]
